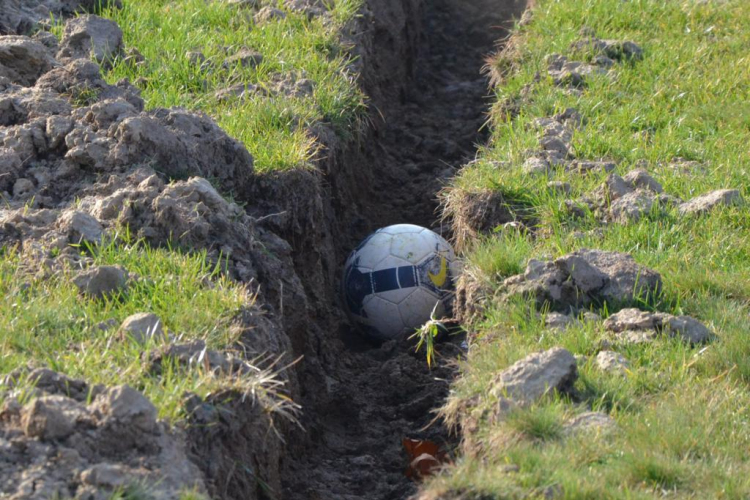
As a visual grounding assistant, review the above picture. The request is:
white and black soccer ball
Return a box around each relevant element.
[342,224,459,341]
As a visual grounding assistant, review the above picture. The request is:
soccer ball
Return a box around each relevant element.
[342,224,458,341]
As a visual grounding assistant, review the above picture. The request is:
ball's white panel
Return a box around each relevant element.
[426,230,456,256]
[399,289,444,332]
[372,254,412,271]
[377,287,416,305]
[353,232,394,269]
[379,223,425,236]
[362,296,406,339]
[389,230,436,264]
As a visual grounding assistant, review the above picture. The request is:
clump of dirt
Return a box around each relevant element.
[1,368,205,499]
[0,0,122,36]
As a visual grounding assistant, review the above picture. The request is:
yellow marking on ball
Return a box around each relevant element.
[428,256,448,288]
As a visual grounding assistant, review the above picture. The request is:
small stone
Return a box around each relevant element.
[617,330,658,344]
[81,463,131,488]
[94,385,157,432]
[663,315,713,344]
[564,411,615,435]
[57,15,125,65]
[58,210,104,244]
[595,350,629,373]
[224,48,264,69]
[12,178,34,197]
[555,253,608,293]
[582,311,601,322]
[255,6,287,22]
[610,190,656,222]
[604,174,633,201]
[24,369,90,400]
[46,115,74,149]
[215,83,259,102]
[605,308,713,345]
[73,265,129,299]
[490,347,577,405]
[592,55,615,68]
[118,313,165,344]
[505,249,663,312]
[604,308,667,333]
[542,122,572,143]
[623,169,662,193]
[21,396,85,440]
[539,136,570,157]
[602,40,644,61]
[570,160,616,174]
[523,157,550,175]
[0,36,56,86]
[678,189,742,215]
[547,181,571,194]
[544,312,578,330]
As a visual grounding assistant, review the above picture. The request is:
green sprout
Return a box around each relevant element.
[410,302,447,368]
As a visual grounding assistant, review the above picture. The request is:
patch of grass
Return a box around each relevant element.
[429,0,750,497]
[505,403,565,442]
[56,0,367,172]
[0,238,286,421]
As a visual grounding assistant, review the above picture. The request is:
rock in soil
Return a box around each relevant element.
[490,347,577,406]
[73,265,129,299]
[595,350,629,374]
[118,312,165,344]
[678,189,742,215]
[0,36,56,86]
[563,411,615,435]
[544,312,581,331]
[57,15,125,65]
[503,249,662,311]
[604,308,714,344]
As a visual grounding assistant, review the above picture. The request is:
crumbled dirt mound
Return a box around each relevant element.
[1,368,205,499]
[0,0,122,36]
[502,248,663,312]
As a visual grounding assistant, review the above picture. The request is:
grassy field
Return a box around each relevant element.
[87,0,365,172]
[428,0,750,498]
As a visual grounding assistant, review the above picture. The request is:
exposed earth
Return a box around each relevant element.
[0,0,528,499]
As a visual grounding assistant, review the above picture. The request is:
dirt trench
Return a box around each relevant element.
[272,0,529,499]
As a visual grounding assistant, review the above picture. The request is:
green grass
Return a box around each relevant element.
[429,0,750,497]
[0,236,284,422]
[55,0,366,173]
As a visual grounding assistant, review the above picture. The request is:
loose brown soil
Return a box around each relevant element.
[278,1,528,499]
